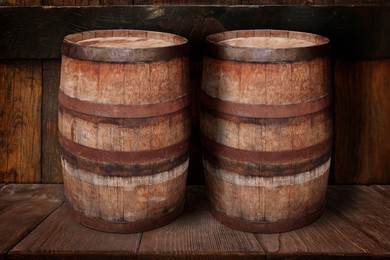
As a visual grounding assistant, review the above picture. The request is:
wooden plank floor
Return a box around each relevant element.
[1,185,389,259]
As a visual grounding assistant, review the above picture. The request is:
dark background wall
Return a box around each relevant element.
[0,1,389,184]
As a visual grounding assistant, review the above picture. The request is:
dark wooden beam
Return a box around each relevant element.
[0,6,389,60]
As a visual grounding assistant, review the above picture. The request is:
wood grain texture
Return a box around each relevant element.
[60,56,189,106]
[43,0,134,5]
[138,186,265,259]
[371,185,390,199]
[333,59,390,184]
[202,57,331,106]
[0,0,40,6]
[9,203,142,259]
[3,185,390,258]
[0,184,64,258]
[42,60,62,183]
[1,7,389,61]
[134,0,241,4]
[0,61,41,183]
[334,0,389,5]
[327,185,390,251]
[256,209,389,258]
[242,0,333,4]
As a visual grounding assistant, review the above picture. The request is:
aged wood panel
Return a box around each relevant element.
[0,184,63,258]
[334,0,389,5]
[43,0,133,5]
[8,204,142,259]
[327,185,390,251]
[0,7,389,60]
[42,60,62,183]
[0,61,41,183]
[138,186,265,259]
[0,0,40,6]
[134,0,241,4]
[242,0,333,4]
[333,59,390,184]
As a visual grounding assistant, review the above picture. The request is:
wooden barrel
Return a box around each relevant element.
[200,30,332,233]
[58,30,190,233]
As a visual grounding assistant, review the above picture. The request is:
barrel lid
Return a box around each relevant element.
[62,29,188,63]
[205,29,330,63]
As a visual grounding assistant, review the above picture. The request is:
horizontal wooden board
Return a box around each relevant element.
[0,0,41,6]
[371,185,390,199]
[255,185,390,258]
[256,209,389,258]
[134,0,241,4]
[0,185,64,258]
[0,6,389,60]
[327,185,390,251]
[9,204,142,259]
[43,0,133,5]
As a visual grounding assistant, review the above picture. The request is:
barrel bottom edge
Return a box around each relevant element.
[209,200,326,233]
[66,199,185,234]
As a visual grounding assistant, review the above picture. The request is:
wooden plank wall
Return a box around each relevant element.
[0,3,389,184]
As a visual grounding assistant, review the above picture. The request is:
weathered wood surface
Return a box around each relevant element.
[134,0,241,4]
[0,0,41,6]
[43,0,133,5]
[42,60,62,183]
[138,186,265,259]
[0,61,41,183]
[327,185,390,251]
[255,208,389,258]
[333,59,390,184]
[252,185,390,258]
[0,6,389,60]
[9,204,142,259]
[0,184,63,259]
[2,0,387,6]
[3,185,390,258]
[371,185,390,199]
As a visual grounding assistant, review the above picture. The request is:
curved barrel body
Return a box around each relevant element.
[59,30,190,233]
[201,30,332,233]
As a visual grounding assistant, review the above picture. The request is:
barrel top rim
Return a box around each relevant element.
[205,29,330,63]
[62,29,189,63]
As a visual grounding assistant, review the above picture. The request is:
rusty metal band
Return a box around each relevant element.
[200,90,331,118]
[59,133,189,164]
[58,104,190,128]
[205,30,330,63]
[66,199,185,233]
[209,200,326,233]
[201,105,331,126]
[203,148,332,177]
[58,91,190,118]
[201,135,332,164]
[62,30,188,63]
[60,144,189,177]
